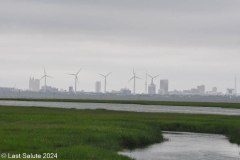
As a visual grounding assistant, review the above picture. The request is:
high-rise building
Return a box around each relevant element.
[235,75,237,95]
[148,83,156,94]
[29,77,40,91]
[160,79,168,94]
[197,85,205,94]
[95,81,101,93]
[69,86,74,93]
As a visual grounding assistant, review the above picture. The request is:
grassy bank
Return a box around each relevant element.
[0,106,240,159]
[1,98,240,109]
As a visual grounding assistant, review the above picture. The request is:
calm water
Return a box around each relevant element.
[1,100,240,115]
[119,132,240,160]
[0,100,240,115]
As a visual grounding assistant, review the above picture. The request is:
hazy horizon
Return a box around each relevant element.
[0,0,240,93]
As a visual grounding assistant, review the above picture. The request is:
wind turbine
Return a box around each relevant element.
[128,69,142,94]
[147,74,159,84]
[40,68,53,93]
[235,75,237,96]
[98,72,112,93]
[68,69,82,94]
[145,71,148,94]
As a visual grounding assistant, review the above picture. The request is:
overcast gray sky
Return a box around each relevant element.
[0,0,240,93]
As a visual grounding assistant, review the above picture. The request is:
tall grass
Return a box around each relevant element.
[0,106,240,159]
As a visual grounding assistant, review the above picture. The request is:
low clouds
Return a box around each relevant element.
[0,0,239,92]
[1,0,239,47]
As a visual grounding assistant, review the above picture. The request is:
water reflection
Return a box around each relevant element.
[119,132,240,160]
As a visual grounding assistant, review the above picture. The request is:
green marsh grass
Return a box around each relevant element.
[0,106,240,159]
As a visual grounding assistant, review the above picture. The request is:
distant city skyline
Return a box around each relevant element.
[23,72,238,95]
[0,66,238,94]
[0,74,238,96]
[0,1,239,93]
[17,72,239,96]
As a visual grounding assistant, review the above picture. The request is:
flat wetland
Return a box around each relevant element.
[0,104,240,159]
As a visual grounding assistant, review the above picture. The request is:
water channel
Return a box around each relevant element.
[1,100,240,115]
[119,132,240,160]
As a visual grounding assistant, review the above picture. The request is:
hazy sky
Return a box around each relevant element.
[0,0,240,93]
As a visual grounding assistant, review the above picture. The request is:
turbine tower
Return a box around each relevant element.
[147,74,159,84]
[40,68,52,93]
[235,75,237,95]
[98,72,112,93]
[68,69,82,94]
[128,69,142,94]
[145,71,148,94]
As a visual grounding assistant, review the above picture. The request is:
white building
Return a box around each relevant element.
[148,83,156,94]
[29,77,40,91]
[95,81,101,93]
[197,85,205,94]
[160,79,169,94]
[69,86,74,93]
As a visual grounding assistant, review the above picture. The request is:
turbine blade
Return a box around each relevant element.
[136,77,142,80]
[40,75,45,80]
[76,68,82,75]
[76,77,80,83]
[46,75,53,78]
[133,69,135,75]
[98,73,105,77]
[68,73,75,75]
[44,67,46,75]
[128,77,134,82]
[147,74,153,79]
[153,75,160,78]
[106,71,112,77]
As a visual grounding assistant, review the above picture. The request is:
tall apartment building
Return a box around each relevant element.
[197,85,205,94]
[29,77,40,91]
[148,83,156,94]
[69,86,74,93]
[160,79,169,94]
[95,81,101,93]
